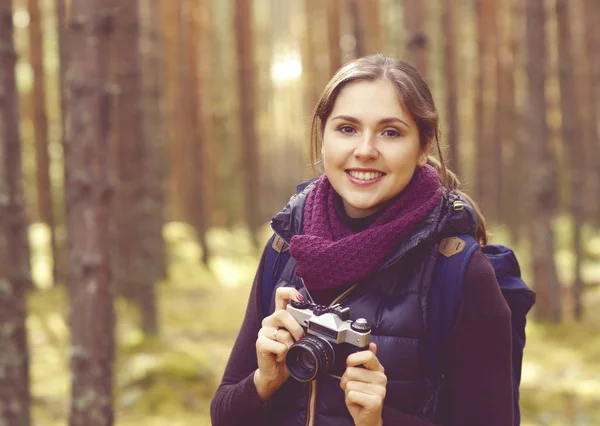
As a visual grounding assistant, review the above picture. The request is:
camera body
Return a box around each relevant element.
[285,299,372,382]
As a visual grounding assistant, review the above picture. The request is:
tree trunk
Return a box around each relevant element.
[351,0,381,57]
[112,0,158,334]
[497,0,518,235]
[403,0,427,77]
[234,0,261,245]
[181,0,210,265]
[556,0,585,320]
[0,1,32,424]
[66,0,116,424]
[139,0,167,283]
[325,0,341,75]
[525,0,561,323]
[441,0,460,175]
[303,0,320,115]
[474,0,499,222]
[28,0,58,285]
[161,0,186,222]
[55,0,69,285]
[581,0,600,225]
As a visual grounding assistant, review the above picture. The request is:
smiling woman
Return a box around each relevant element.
[211,54,515,426]
[322,79,427,218]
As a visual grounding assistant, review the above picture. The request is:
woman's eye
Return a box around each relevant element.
[338,125,356,134]
[383,129,401,138]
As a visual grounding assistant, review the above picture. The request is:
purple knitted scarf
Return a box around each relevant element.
[289,164,443,292]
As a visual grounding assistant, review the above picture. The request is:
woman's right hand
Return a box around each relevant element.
[254,287,306,401]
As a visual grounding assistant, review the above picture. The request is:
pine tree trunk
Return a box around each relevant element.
[234,0,261,245]
[474,0,499,222]
[182,0,210,265]
[351,0,381,57]
[112,0,158,334]
[497,0,518,234]
[525,0,562,323]
[557,0,586,320]
[403,0,427,77]
[66,0,116,424]
[28,0,58,285]
[139,0,167,283]
[325,0,341,75]
[0,1,32,423]
[441,0,460,175]
[581,0,600,225]
[55,0,69,285]
[161,0,186,221]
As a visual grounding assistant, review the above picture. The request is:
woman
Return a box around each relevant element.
[210,55,513,426]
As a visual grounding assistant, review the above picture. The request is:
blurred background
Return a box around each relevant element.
[1,0,599,425]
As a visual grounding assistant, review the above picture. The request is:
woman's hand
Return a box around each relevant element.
[340,343,387,426]
[254,287,305,401]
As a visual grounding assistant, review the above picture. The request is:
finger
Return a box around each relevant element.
[256,335,288,359]
[274,287,303,311]
[342,379,387,399]
[346,346,384,372]
[257,326,279,340]
[341,366,387,387]
[262,310,305,341]
[345,390,384,412]
[274,328,295,348]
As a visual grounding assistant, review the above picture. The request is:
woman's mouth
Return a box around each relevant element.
[346,170,385,185]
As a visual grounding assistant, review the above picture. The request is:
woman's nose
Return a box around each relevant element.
[354,133,378,159]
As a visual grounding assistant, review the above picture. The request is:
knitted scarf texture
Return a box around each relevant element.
[289,164,443,292]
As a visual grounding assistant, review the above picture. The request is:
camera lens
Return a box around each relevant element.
[286,336,334,382]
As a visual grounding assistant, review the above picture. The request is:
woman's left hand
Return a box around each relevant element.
[340,342,387,426]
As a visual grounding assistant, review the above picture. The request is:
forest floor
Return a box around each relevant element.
[26,220,600,426]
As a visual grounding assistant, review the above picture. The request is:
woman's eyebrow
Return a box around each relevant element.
[331,115,411,128]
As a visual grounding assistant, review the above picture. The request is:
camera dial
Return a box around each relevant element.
[290,299,310,310]
[351,318,371,333]
[313,305,329,316]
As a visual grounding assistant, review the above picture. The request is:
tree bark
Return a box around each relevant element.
[496,0,518,234]
[139,0,167,284]
[403,0,427,77]
[556,0,585,320]
[181,0,210,265]
[581,0,600,225]
[0,1,32,424]
[351,0,381,57]
[112,0,158,334]
[234,0,261,245]
[66,0,116,424]
[474,0,499,222]
[28,0,58,284]
[441,0,460,175]
[55,0,69,285]
[325,0,341,75]
[525,0,562,323]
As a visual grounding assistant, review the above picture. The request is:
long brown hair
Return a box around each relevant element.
[308,54,487,244]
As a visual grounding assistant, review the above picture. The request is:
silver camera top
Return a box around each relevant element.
[286,300,371,347]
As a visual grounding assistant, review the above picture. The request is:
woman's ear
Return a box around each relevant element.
[418,142,432,167]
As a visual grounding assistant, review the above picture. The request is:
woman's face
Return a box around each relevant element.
[322,78,429,218]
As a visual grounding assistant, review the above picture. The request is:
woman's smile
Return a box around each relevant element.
[346,169,386,185]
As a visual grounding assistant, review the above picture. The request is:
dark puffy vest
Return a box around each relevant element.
[265,184,474,426]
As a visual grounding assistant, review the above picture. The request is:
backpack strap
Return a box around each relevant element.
[427,233,480,375]
[261,234,292,316]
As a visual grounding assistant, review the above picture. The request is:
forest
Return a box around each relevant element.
[0,0,599,425]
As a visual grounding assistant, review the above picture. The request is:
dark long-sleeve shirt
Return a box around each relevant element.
[210,248,514,426]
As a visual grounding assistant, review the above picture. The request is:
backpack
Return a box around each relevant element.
[260,233,535,426]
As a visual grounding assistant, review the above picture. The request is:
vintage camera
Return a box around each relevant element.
[285,299,372,382]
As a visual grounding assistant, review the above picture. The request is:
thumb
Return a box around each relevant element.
[368,342,377,356]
